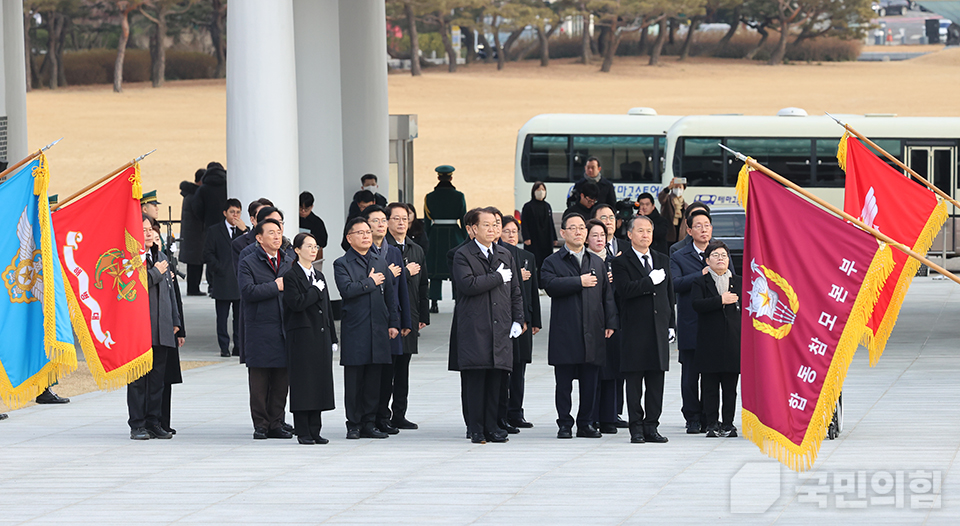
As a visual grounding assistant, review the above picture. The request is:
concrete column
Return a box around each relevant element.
[226,0,299,226]
[293,0,345,295]
[1,0,27,163]
[339,0,389,203]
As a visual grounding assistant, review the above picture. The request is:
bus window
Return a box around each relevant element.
[677,137,724,186]
[570,135,660,183]
[727,138,812,185]
[523,135,570,182]
[815,138,844,187]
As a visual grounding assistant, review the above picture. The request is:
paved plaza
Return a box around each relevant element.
[1,278,959,524]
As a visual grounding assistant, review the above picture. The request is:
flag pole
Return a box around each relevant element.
[719,143,960,287]
[826,112,960,209]
[51,150,156,211]
[0,137,62,181]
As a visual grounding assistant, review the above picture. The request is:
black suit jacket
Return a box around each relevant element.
[334,248,399,366]
[670,241,707,352]
[691,273,742,374]
[203,221,244,301]
[612,248,675,372]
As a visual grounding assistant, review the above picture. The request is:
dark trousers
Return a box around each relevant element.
[429,277,445,301]
[701,372,740,428]
[215,299,240,355]
[186,263,204,295]
[506,361,527,421]
[377,359,396,422]
[679,348,702,425]
[293,410,323,440]
[127,345,169,429]
[597,378,619,424]
[161,383,173,431]
[497,370,511,421]
[343,364,382,429]
[617,378,625,416]
[624,370,665,433]
[554,363,599,429]
[461,368,501,435]
[247,367,288,431]
[391,353,412,420]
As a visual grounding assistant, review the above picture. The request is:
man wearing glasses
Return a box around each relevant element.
[564,183,599,220]
[669,209,715,435]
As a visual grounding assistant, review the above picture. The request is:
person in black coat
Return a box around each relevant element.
[637,192,671,256]
[334,217,400,440]
[541,213,618,440]
[192,161,228,230]
[238,218,293,440]
[570,156,618,209]
[564,183,598,220]
[585,219,624,434]
[179,169,206,295]
[150,218,186,436]
[386,203,430,430]
[452,209,524,444]
[204,198,247,357]
[282,233,338,445]
[298,191,329,258]
[231,198,272,271]
[520,181,557,273]
[691,241,741,438]
[127,216,180,441]
[499,216,541,430]
[611,216,676,444]
[406,204,429,256]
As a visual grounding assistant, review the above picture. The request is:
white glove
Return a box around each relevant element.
[496,262,513,284]
[312,278,325,292]
[649,268,665,285]
[509,322,523,339]
[668,328,676,343]
[331,343,338,354]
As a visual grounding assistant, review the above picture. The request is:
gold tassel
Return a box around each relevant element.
[836,131,850,172]
[735,159,753,209]
[130,163,143,200]
[31,152,47,196]
[0,359,74,410]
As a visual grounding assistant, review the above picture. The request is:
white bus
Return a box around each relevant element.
[513,108,682,223]
[662,109,960,253]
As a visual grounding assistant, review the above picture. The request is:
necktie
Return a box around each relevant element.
[643,255,652,273]
[230,226,235,238]
[269,256,277,272]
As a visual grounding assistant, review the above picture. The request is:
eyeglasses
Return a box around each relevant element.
[389,216,409,223]
[563,226,587,232]
[691,224,712,231]
[708,252,729,260]
[368,218,387,225]
[301,243,318,250]
[348,230,373,237]
[596,215,615,222]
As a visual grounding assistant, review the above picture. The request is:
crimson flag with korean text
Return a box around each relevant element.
[51,165,152,389]
[839,134,946,365]
[736,167,893,471]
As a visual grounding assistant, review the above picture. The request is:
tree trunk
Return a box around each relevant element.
[649,19,667,65]
[679,18,699,60]
[600,19,621,73]
[439,20,457,72]
[502,27,525,60]
[114,9,131,93]
[23,10,31,92]
[405,2,421,75]
[637,25,648,55]
[462,25,476,64]
[768,22,789,65]
[477,31,493,64]
[56,16,67,87]
[668,18,676,45]
[46,12,58,89]
[210,0,226,78]
[579,14,592,64]
[537,25,549,67]
[716,6,741,55]
[744,26,769,60]
[493,27,505,70]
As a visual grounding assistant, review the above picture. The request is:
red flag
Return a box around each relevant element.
[737,167,893,471]
[52,166,152,389]
[839,134,947,365]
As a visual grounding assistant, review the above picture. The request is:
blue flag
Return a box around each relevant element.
[0,155,77,409]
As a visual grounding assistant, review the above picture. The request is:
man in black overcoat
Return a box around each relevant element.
[637,192,671,256]
[334,217,400,440]
[541,213,618,439]
[612,215,676,444]
[231,198,272,271]
[452,209,523,444]
[237,218,293,440]
[192,161,228,230]
[203,198,247,357]
[179,169,206,295]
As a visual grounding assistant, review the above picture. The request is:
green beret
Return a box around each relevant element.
[141,190,160,205]
[435,165,455,175]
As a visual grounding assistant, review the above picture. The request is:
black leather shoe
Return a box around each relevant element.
[360,424,388,439]
[220,350,231,357]
[298,436,316,445]
[700,421,708,434]
[644,431,669,443]
[630,433,645,444]
[164,427,176,435]
[705,424,721,438]
[429,300,439,313]
[721,425,738,438]
[377,420,400,435]
[509,418,534,428]
[498,418,520,434]
[470,432,486,444]
[615,417,629,428]
[281,422,295,433]
[465,427,471,439]
[146,424,173,439]
[231,349,240,356]
[392,417,418,430]
[577,425,602,438]
[557,426,573,439]
[686,421,701,434]
[314,435,330,444]
[253,427,268,440]
[599,423,619,434]
[266,427,293,439]
[0,413,8,421]
[130,427,150,440]
[485,430,509,443]
[35,388,69,404]
[346,428,360,440]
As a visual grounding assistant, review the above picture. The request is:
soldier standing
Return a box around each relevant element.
[424,165,467,313]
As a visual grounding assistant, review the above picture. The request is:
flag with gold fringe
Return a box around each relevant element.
[51,165,152,390]
[0,154,78,409]
[736,164,894,471]
[838,133,947,365]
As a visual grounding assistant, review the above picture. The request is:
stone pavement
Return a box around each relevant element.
[1,279,959,524]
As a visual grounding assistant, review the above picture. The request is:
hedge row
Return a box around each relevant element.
[34,48,217,86]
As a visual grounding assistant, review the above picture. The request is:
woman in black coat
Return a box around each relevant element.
[282,233,337,445]
[691,240,741,438]
[520,181,557,273]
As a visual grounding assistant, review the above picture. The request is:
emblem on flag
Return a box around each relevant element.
[746,259,798,339]
[4,207,44,304]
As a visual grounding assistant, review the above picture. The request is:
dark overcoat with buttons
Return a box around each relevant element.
[282,263,338,412]
[691,273,742,374]
[540,245,617,366]
[334,248,399,367]
[611,248,675,372]
[451,241,524,371]
[238,246,292,368]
